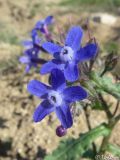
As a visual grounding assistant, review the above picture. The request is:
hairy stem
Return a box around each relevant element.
[113,100,119,116]
[99,114,120,154]
[100,68,107,77]
[84,106,97,157]
[97,93,119,154]
[98,93,112,119]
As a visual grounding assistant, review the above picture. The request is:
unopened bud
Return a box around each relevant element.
[105,52,118,71]
[56,125,67,137]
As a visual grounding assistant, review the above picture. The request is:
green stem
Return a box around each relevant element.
[100,68,107,77]
[99,114,120,154]
[84,106,97,157]
[98,93,112,119]
[113,100,119,116]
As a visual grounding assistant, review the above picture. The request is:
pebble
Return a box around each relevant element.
[91,13,117,26]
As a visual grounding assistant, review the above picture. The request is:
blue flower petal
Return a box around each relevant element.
[45,15,54,25]
[22,40,33,48]
[33,100,54,122]
[24,48,39,57]
[55,105,73,129]
[27,80,49,97]
[63,86,88,103]
[24,48,33,56]
[65,26,83,51]
[40,60,58,74]
[42,42,62,55]
[31,29,41,46]
[52,59,65,70]
[25,65,31,73]
[40,60,65,75]
[35,20,43,29]
[31,29,37,37]
[64,63,79,82]
[34,35,41,46]
[76,43,98,62]
[19,56,30,64]
[40,28,46,33]
[50,69,66,91]
[53,52,60,59]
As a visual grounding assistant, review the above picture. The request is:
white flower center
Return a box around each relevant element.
[48,90,63,107]
[60,46,74,62]
[32,50,36,55]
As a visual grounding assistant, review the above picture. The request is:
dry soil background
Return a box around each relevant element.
[0,0,120,160]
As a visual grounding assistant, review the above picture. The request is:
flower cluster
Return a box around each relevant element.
[19,16,54,72]
[20,16,98,137]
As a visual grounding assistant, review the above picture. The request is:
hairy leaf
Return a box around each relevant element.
[106,143,120,157]
[45,124,110,160]
[90,72,120,100]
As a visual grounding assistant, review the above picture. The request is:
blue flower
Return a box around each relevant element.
[19,47,40,73]
[27,69,87,129]
[35,15,54,33]
[19,30,41,73]
[22,29,41,49]
[41,26,98,82]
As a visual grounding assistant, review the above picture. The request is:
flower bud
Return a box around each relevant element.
[105,52,118,71]
[56,125,67,137]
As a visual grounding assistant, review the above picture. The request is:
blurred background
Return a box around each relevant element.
[0,0,120,159]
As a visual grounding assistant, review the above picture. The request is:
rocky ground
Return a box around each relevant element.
[0,0,120,160]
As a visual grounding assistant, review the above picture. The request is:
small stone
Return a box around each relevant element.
[91,13,117,26]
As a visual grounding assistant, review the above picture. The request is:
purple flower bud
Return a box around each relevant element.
[56,125,67,137]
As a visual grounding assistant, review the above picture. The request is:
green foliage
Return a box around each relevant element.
[0,30,19,45]
[82,149,95,159]
[92,99,104,110]
[104,42,119,54]
[0,22,19,45]
[90,72,120,100]
[45,124,110,160]
[60,0,120,10]
[29,3,41,18]
[106,143,120,157]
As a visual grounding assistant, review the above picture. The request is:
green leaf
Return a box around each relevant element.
[91,98,113,110]
[82,149,95,159]
[106,143,120,157]
[92,99,104,110]
[104,42,119,54]
[45,124,110,160]
[90,72,120,100]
